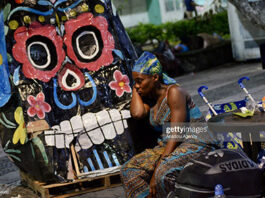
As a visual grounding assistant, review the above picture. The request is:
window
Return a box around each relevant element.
[112,0,147,16]
[165,0,182,12]
[165,0,175,11]
[175,0,181,9]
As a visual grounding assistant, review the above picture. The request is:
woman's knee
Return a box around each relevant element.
[120,161,130,178]
[155,163,165,185]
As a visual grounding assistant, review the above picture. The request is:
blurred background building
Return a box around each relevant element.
[112,0,265,61]
[112,0,227,27]
[227,2,265,61]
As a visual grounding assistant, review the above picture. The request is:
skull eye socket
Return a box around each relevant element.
[72,26,103,63]
[26,35,58,71]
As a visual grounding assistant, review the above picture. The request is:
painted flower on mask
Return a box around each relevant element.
[109,70,131,97]
[64,12,115,71]
[27,92,51,119]
[13,107,27,145]
[12,22,65,82]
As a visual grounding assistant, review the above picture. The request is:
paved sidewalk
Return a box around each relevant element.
[0,61,264,198]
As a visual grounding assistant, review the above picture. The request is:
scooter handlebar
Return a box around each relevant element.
[198,86,208,98]
[238,76,250,89]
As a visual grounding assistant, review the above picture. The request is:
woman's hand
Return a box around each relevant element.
[149,172,157,198]
[130,87,150,119]
[148,158,162,198]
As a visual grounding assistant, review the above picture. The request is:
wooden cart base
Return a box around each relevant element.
[20,171,122,198]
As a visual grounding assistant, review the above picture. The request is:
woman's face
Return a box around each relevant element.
[132,72,156,97]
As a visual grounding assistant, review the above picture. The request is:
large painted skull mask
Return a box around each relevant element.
[0,0,136,182]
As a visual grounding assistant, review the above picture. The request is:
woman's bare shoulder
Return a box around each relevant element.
[167,84,185,96]
[167,85,187,106]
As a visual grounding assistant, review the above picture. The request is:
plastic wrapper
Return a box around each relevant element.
[0,0,137,182]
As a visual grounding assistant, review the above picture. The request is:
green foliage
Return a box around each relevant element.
[126,11,230,45]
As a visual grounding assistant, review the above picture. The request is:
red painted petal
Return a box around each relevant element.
[109,81,119,90]
[13,26,27,42]
[64,13,114,71]
[27,95,36,106]
[13,23,65,82]
[41,102,51,112]
[123,85,132,93]
[36,92,45,102]
[36,108,45,119]
[121,75,130,84]
[27,107,36,117]
[116,88,124,97]
[114,70,123,82]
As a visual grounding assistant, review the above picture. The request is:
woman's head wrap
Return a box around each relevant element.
[132,51,177,85]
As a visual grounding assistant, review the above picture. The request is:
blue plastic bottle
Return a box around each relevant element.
[214,184,226,198]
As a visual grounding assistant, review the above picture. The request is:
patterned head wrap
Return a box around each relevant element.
[132,51,177,85]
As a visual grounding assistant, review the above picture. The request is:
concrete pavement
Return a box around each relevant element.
[177,61,265,114]
[0,61,264,198]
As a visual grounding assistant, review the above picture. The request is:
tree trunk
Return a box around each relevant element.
[228,0,265,30]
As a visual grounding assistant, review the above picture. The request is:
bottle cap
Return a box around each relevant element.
[215,184,224,195]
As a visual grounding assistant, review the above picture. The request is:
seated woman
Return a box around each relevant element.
[120,52,218,198]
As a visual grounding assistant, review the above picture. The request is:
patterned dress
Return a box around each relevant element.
[121,86,218,198]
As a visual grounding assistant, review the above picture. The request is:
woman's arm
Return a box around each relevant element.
[149,86,187,197]
[161,86,187,156]
[130,87,150,119]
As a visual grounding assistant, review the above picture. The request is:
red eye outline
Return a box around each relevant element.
[64,12,115,71]
[12,22,65,82]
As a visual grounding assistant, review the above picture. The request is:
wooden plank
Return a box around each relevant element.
[104,176,111,187]
[51,184,122,198]
[26,120,50,133]
[20,171,49,198]
[70,144,81,176]
[20,171,122,198]
[43,172,120,188]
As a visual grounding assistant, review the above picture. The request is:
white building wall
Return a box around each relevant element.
[112,0,150,27]
[159,0,185,23]
[119,12,150,28]
[228,2,265,60]
[113,0,228,28]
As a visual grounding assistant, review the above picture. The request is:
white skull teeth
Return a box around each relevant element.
[44,109,131,150]
[44,109,131,174]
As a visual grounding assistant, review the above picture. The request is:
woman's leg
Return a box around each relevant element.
[120,146,164,198]
[155,143,213,198]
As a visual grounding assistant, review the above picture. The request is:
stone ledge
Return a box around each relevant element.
[176,41,233,72]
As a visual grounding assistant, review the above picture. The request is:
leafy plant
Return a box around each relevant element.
[126,11,229,45]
